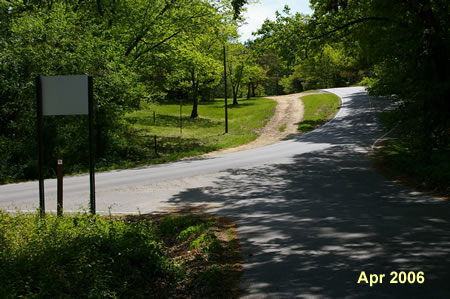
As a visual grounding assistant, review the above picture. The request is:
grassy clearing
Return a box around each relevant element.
[97,97,275,170]
[372,139,450,199]
[0,211,241,298]
[298,93,341,133]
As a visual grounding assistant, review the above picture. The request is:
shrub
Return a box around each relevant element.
[0,212,173,298]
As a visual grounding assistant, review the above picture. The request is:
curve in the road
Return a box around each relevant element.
[1,88,449,298]
[165,87,450,298]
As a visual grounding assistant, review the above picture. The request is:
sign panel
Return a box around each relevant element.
[36,75,96,216]
[41,75,89,115]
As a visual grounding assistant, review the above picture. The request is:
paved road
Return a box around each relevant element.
[166,87,450,298]
[1,87,449,298]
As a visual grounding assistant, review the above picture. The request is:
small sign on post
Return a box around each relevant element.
[36,75,96,216]
[57,159,63,217]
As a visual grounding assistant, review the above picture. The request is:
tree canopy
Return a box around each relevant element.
[310,0,450,151]
[1,0,448,183]
[0,0,239,183]
[245,0,449,151]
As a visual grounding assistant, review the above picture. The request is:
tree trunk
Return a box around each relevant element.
[190,71,199,118]
[232,85,239,105]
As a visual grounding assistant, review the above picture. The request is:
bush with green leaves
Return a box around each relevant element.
[0,212,174,298]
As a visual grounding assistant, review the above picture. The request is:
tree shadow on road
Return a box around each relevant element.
[166,147,450,298]
[164,90,450,298]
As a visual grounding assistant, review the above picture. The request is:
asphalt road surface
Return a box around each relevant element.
[1,87,449,298]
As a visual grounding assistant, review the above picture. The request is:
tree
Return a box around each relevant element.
[310,0,450,151]
[139,0,237,118]
[175,39,222,118]
[227,43,253,104]
[245,64,267,98]
[0,1,145,181]
[287,43,359,90]
[248,0,449,153]
[246,7,313,95]
[0,0,240,182]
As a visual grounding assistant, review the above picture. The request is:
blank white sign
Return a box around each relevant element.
[41,75,89,115]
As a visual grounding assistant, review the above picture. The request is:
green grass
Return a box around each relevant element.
[99,97,275,170]
[298,93,341,133]
[0,212,241,298]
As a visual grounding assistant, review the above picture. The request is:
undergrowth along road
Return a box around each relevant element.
[0,212,241,298]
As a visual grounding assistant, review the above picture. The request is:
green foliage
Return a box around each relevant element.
[177,221,216,241]
[374,138,450,196]
[310,0,450,151]
[0,212,238,297]
[291,44,359,90]
[0,0,240,183]
[298,93,341,133]
[358,76,377,87]
[105,97,276,170]
[250,0,449,152]
[249,5,364,94]
[279,75,303,94]
[0,1,144,183]
[231,0,248,18]
[226,43,261,104]
[195,265,227,291]
[190,232,222,253]
[159,215,203,236]
[0,212,171,298]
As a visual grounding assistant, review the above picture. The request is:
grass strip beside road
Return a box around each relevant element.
[0,212,241,298]
[298,93,341,133]
[100,97,276,171]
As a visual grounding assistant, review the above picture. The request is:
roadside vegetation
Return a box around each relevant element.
[0,1,268,185]
[101,97,276,171]
[241,0,449,199]
[0,212,241,298]
[298,93,341,133]
[4,1,447,189]
[372,139,449,199]
[1,1,448,297]
[372,111,450,198]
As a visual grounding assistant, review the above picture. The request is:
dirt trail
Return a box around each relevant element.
[203,92,318,157]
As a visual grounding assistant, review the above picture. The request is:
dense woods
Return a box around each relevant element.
[243,0,449,156]
[1,0,449,184]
